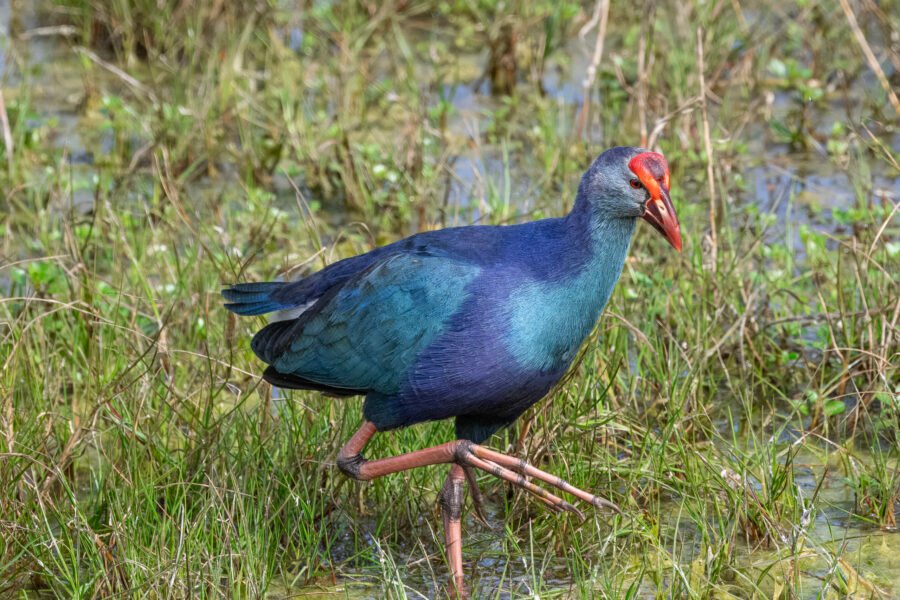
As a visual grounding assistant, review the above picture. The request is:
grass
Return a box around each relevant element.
[1,0,898,597]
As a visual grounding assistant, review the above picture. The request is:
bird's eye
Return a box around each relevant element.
[629,178,643,189]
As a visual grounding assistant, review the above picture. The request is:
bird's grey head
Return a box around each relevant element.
[578,146,657,218]
[577,146,682,250]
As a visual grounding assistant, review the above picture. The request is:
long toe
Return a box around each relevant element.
[459,443,620,515]
[457,448,588,517]
[461,465,494,529]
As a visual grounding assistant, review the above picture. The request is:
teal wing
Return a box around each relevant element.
[250,252,481,394]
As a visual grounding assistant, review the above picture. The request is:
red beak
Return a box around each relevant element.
[642,186,682,251]
[628,151,682,252]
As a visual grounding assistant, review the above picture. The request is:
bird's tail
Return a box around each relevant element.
[221,282,290,316]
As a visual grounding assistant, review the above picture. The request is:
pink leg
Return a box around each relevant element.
[336,421,620,596]
[440,464,466,597]
[336,421,619,515]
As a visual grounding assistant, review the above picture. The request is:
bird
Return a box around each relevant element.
[223,146,681,595]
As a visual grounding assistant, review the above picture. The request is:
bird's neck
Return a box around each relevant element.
[568,193,635,254]
[562,196,636,313]
[505,200,636,372]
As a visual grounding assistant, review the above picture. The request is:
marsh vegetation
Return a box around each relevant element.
[1,0,898,597]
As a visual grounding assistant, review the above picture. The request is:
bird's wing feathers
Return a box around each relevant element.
[251,252,481,394]
[223,225,496,316]
[222,249,387,316]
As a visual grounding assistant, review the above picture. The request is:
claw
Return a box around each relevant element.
[592,495,622,514]
[560,501,585,521]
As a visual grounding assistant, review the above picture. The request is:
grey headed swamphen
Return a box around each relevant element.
[223,146,681,594]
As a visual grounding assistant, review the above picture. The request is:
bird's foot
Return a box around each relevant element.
[454,442,620,519]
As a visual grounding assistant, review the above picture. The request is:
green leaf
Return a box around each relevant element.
[824,399,845,417]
